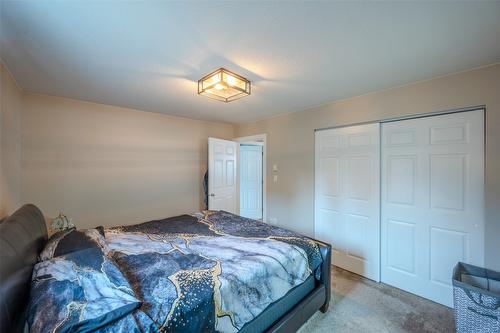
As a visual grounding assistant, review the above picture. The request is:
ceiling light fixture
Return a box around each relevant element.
[198,68,251,102]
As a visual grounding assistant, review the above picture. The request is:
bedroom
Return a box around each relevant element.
[1,1,499,333]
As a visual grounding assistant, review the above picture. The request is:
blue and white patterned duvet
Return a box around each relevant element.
[29,211,322,332]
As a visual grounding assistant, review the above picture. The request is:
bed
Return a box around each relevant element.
[0,204,331,333]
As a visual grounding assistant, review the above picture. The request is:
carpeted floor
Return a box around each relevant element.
[298,266,455,333]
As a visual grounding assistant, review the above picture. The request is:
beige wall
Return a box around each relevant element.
[3,61,499,270]
[236,64,500,271]
[0,64,22,218]
[22,94,233,229]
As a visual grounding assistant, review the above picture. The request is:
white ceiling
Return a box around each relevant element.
[1,1,500,124]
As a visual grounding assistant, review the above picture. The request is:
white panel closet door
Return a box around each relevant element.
[315,123,380,281]
[381,110,484,307]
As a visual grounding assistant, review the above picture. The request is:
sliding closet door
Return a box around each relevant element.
[381,110,484,307]
[315,123,380,281]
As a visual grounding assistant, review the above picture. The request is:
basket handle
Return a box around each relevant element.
[464,290,500,310]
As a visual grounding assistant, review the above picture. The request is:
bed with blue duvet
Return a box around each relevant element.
[0,205,331,333]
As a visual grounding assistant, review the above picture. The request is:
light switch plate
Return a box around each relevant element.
[273,164,278,172]
[273,175,278,183]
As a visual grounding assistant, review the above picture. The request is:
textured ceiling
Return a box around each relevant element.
[1,1,500,123]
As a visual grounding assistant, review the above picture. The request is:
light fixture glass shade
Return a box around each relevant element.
[198,68,251,102]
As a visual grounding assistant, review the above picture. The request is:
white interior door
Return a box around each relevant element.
[239,145,263,220]
[208,137,238,213]
[315,123,380,281]
[381,110,484,307]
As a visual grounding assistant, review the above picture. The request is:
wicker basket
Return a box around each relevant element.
[453,262,500,333]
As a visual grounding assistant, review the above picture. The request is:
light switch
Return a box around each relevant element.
[273,164,278,172]
[273,175,278,183]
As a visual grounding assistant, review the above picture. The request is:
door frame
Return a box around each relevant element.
[314,105,485,132]
[233,134,267,222]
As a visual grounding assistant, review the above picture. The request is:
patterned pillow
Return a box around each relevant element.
[39,227,109,261]
[28,247,141,333]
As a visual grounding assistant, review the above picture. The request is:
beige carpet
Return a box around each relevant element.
[298,266,455,333]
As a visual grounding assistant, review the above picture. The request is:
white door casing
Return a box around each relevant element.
[233,134,267,222]
[239,145,263,220]
[208,137,238,213]
[315,123,381,281]
[381,110,484,307]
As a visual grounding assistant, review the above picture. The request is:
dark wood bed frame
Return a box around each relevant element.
[0,204,331,333]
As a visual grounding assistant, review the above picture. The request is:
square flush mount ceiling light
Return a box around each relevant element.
[198,68,251,102]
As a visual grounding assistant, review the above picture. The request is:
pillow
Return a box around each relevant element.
[39,227,109,261]
[27,247,141,333]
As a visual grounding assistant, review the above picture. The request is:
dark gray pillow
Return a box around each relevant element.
[39,228,108,261]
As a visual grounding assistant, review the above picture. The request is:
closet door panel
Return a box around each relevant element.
[381,110,484,307]
[315,123,380,281]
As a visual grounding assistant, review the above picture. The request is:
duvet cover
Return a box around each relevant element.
[28,211,323,333]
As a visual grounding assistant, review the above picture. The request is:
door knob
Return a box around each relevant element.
[210,193,215,197]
